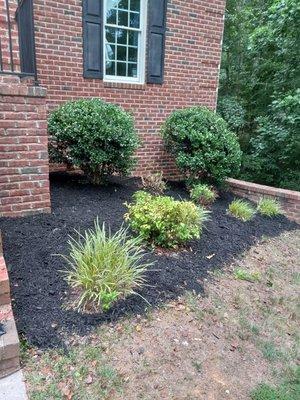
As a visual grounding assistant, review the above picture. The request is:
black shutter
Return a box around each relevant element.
[147,0,168,84]
[83,0,103,79]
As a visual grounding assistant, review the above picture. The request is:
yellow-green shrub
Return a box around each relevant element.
[125,191,209,248]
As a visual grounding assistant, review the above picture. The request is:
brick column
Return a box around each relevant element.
[0,75,51,217]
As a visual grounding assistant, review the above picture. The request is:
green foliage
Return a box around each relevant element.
[161,106,242,185]
[251,367,300,400]
[62,220,150,312]
[125,191,209,248]
[218,0,300,190]
[228,199,256,221]
[239,91,300,190]
[257,198,282,217]
[190,183,217,206]
[217,96,246,133]
[234,268,261,282]
[141,172,167,195]
[48,99,139,184]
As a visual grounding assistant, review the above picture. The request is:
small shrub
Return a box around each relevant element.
[141,172,167,195]
[190,183,217,206]
[48,98,139,184]
[161,106,242,185]
[125,191,209,248]
[234,268,261,282]
[228,199,256,221]
[62,220,150,312]
[257,198,282,217]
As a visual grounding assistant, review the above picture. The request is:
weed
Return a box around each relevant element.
[141,172,167,195]
[260,341,283,361]
[234,268,261,282]
[192,360,202,373]
[190,183,217,206]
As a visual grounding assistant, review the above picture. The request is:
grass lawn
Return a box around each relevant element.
[22,229,300,399]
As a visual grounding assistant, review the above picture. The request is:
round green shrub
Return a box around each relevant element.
[125,191,210,248]
[161,106,242,185]
[48,98,139,184]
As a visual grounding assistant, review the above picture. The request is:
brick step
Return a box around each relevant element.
[0,304,20,379]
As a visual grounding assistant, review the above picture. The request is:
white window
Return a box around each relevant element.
[103,0,147,84]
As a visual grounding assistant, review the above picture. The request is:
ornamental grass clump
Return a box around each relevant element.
[125,191,210,248]
[190,183,217,206]
[228,199,256,222]
[257,198,282,217]
[62,220,150,312]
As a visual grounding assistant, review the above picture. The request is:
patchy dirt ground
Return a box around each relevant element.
[23,230,300,400]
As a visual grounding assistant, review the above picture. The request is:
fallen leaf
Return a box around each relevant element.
[206,253,215,259]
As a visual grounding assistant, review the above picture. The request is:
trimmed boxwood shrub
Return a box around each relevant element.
[125,191,210,248]
[48,98,139,184]
[161,106,242,185]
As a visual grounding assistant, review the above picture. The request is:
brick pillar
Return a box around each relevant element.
[0,75,51,217]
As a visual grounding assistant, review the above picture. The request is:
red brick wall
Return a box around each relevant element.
[0,0,20,73]
[227,179,300,224]
[33,0,226,178]
[0,75,51,217]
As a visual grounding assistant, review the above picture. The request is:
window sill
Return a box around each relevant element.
[103,81,146,90]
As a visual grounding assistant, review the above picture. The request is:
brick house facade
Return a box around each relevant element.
[0,0,226,216]
[34,0,226,177]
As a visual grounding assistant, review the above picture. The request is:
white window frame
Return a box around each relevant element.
[103,0,147,84]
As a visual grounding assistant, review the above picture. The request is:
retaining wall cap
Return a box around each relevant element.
[227,178,300,201]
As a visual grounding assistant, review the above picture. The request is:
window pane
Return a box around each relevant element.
[106,8,117,24]
[107,0,118,10]
[117,45,127,62]
[128,30,138,46]
[106,27,116,44]
[116,28,127,44]
[118,0,129,9]
[106,44,115,60]
[128,47,137,62]
[106,61,116,75]
[130,0,140,12]
[117,62,127,76]
[128,63,138,78]
[129,12,140,28]
[118,10,128,26]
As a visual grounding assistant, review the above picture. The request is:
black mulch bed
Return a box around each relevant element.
[0,173,298,349]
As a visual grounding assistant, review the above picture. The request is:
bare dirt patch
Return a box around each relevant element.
[23,230,300,399]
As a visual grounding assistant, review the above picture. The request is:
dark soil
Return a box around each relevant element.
[0,173,298,349]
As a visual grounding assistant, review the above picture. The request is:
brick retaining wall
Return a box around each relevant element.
[0,75,51,217]
[227,179,300,224]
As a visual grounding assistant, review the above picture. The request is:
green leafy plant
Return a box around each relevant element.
[234,268,261,283]
[228,199,256,221]
[125,191,209,248]
[190,183,217,206]
[251,366,300,400]
[161,106,242,185]
[61,220,151,312]
[48,98,139,184]
[257,198,282,217]
[141,172,167,195]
